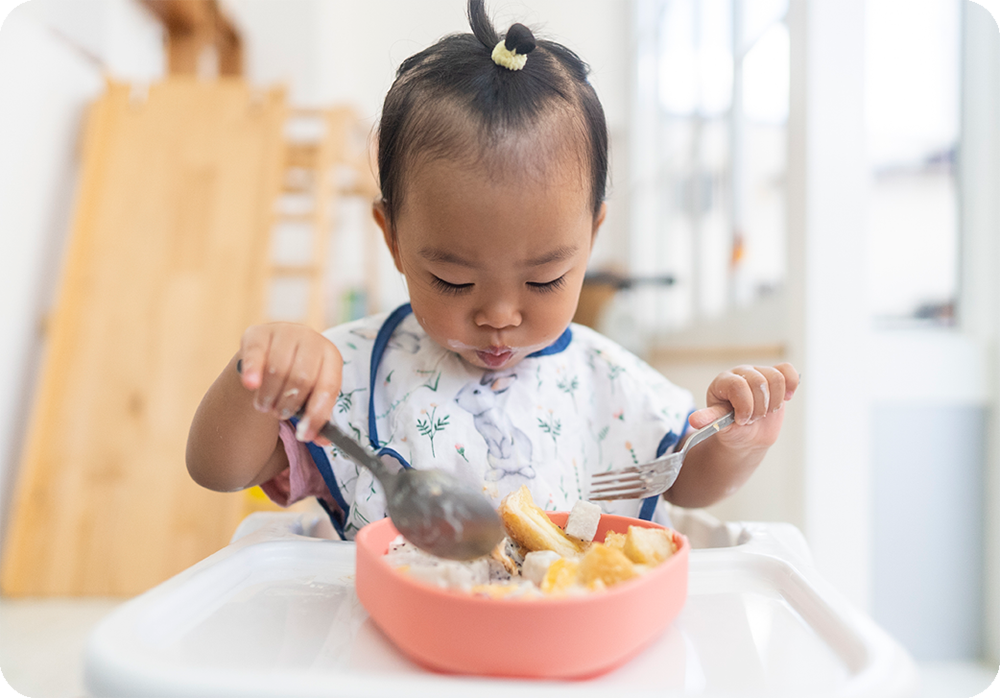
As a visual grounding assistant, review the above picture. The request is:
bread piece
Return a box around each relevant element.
[498,486,587,557]
[578,543,637,588]
[622,526,676,565]
[602,530,626,551]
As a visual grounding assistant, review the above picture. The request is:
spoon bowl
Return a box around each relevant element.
[386,468,505,559]
[314,420,505,560]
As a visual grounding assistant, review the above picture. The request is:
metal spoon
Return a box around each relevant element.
[237,360,504,560]
[315,420,505,560]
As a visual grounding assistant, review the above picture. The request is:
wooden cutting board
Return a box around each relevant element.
[1,78,287,596]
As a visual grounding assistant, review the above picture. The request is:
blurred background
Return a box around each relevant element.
[0,0,998,695]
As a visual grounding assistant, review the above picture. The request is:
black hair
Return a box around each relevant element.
[376,0,609,227]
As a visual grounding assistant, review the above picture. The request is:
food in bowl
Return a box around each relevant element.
[385,485,678,598]
[354,498,690,679]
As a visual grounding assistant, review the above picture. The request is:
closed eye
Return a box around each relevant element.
[431,276,473,295]
[527,274,568,293]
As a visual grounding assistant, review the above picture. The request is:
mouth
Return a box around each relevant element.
[475,346,514,369]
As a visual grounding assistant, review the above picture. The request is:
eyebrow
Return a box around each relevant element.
[418,245,578,267]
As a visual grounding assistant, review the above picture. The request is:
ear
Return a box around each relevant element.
[590,202,607,251]
[373,200,404,273]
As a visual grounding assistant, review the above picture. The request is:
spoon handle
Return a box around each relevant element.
[236,358,393,489]
[315,421,393,490]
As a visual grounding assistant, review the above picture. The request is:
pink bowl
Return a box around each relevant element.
[355,512,689,679]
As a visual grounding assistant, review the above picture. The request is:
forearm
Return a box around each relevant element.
[662,437,768,509]
[186,353,288,492]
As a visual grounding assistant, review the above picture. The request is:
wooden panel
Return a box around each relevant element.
[142,0,243,77]
[1,79,287,596]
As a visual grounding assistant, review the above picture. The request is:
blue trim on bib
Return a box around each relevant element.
[528,326,572,357]
[376,446,412,471]
[368,303,413,451]
[637,409,696,521]
[291,416,348,538]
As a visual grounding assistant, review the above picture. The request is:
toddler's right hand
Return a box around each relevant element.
[238,323,342,444]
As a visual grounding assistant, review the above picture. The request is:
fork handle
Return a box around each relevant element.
[680,410,735,455]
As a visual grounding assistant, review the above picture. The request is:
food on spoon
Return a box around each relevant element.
[498,485,586,557]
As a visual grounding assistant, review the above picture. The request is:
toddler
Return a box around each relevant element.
[187,0,799,539]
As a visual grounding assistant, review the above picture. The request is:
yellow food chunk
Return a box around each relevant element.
[578,543,637,588]
[499,485,587,557]
[541,557,580,594]
[622,526,676,565]
[602,530,626,551]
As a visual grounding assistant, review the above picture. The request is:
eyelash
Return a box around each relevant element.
[431,274,568,295]
[527,275,568,293]
[431,276,473,295]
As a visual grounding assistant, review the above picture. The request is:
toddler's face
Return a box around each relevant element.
[375,156,604,371]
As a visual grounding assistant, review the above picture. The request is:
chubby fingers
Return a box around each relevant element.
[237,324,343,443]
[250,330,298,414]
[697,362,800,427]
[294,346,342,445]
[775,362,800,401]
[238,325,272,392]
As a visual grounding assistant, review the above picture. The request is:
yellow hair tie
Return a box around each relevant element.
[492,40,528,70]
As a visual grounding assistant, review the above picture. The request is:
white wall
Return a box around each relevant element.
[0,0,164,551]
[962,0,1000,666]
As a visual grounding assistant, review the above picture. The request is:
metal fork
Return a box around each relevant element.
[588,410,736,501]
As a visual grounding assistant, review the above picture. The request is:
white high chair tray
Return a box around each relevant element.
[84,515,917,698]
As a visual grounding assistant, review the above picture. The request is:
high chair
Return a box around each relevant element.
[84,508,918,697]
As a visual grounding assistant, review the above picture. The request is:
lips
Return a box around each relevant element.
[476,347,513,369]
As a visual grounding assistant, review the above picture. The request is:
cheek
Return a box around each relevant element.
[410,296,461,338]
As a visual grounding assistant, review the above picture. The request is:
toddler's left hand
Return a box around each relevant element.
[690,362,799,451]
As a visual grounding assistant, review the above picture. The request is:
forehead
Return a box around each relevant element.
[397,153,593,260]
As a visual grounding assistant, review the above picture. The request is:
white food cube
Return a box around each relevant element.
[522,550,562,586]
[564,499,602,541]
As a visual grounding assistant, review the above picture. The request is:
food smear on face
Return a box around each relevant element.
[384,485,678,598]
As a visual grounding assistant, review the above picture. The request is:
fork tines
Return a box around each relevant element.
[588,467,650,501]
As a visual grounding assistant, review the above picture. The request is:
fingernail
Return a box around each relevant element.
[296,417,311,442]
[255,397,272,412]
[785,390,795,400]
[279,408,292,420]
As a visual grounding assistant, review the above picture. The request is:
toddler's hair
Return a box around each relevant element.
[376,0,609,227]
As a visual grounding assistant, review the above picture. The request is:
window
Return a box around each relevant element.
[865,0,960,327]
[630,0,790,334]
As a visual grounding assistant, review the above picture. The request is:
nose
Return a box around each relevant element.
[474,297,522,331]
